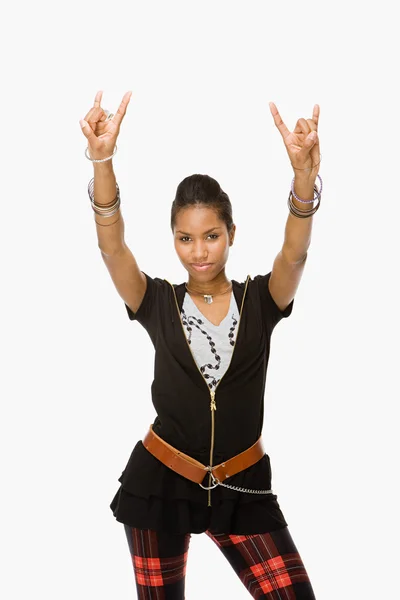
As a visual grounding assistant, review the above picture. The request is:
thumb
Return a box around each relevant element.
[79,120,96,145]
[306,131,318,147]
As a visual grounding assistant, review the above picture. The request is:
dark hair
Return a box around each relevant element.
[170,174,234,234]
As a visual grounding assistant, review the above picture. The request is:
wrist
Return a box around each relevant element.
[93,159,114,174]
[293,170,316,183]
[292,176,316,201]
[85,143,118,164]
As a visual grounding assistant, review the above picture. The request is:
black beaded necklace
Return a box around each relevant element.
[181,291,238,388]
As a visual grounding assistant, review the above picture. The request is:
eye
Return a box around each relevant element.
[179,234,219,242]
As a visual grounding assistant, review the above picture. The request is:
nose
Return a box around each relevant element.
[192,257,209,264]
[191,241,208,262]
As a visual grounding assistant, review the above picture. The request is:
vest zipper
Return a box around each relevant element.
[208,389,216,506]
[166,275,250,506]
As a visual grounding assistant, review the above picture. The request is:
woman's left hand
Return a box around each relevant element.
[269,102,320,176]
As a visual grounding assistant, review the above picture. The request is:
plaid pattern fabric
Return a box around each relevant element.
[206,527,316,599]
[124,525,190,599]
[124,524,315,599]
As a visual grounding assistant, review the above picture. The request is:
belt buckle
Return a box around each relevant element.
[198,467,220,490]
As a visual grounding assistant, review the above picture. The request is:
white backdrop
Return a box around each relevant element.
[2,1,399,598]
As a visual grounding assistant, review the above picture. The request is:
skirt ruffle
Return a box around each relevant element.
[109,441,289,534]
[110,487,288,535]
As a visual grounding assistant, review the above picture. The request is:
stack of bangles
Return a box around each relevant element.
[85,145,121,224]
[85,145,323,220]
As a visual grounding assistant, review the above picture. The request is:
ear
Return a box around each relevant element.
[229,224,236,245]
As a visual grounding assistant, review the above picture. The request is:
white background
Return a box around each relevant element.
[2,1,399,598]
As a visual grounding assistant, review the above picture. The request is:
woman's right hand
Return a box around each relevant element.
[79,90,132,161]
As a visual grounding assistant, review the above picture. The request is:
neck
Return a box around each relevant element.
[187,269,231,294]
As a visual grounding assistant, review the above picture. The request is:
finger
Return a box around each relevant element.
[86,107,107,126]
[306,118,317,133]
[294,118,311,136]
[83,106,103,123]
[112,91,133,128]
[98,108,109,122]
[269,102,291,141]
[93,90,103,108]
[310,142,320,166]
[296,131,318,162]
[312,104,320,129]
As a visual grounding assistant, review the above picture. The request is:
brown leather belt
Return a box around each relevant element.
[142,424,265,485]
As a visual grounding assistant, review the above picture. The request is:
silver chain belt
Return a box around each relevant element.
[199,470,274,495]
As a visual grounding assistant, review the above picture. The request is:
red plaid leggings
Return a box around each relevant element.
[124,524,316,599]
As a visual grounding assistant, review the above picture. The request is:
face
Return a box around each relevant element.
[173,205,235,279]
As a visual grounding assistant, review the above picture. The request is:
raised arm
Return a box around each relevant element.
[80,90,147,314]
[268,102,322,310]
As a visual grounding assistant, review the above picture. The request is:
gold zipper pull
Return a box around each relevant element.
[210,389,216,411]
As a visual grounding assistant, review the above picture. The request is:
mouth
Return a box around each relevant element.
[191,263,213,271]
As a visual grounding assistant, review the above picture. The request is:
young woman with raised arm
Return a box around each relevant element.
[80,90,321,599]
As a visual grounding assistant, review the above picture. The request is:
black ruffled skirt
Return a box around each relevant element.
[110,441,289,535]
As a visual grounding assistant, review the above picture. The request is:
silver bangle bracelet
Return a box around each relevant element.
[85,144,118,163]
[91,199,121,217]
[287,192,321,218]
[88,177,121,217]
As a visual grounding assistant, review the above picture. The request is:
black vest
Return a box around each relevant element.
[115,270,294,511]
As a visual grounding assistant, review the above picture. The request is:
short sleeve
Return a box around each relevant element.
[124,271,161,338]
[253,271,294,333]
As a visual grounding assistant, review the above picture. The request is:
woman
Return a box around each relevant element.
[80,90,321,599]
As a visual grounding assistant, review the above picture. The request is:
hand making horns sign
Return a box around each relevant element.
[269,102,321,176]
[80,90,133,161]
